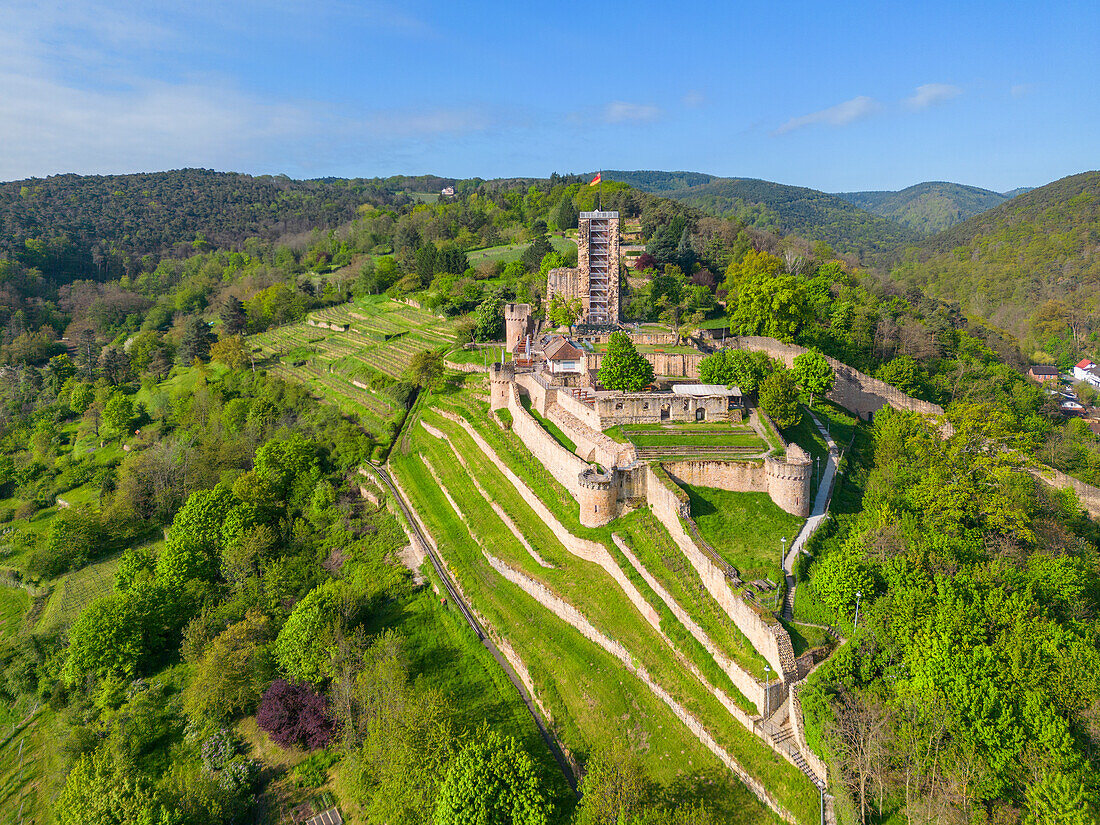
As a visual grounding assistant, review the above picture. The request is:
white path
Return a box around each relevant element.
[782,411,838,621]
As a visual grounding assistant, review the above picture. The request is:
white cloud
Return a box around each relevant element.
[1011,83,1038,99]
[772,96,879,136]
[601,101,661,124]
[905,83,963,110]
[682,90,705,109]
[0,70,491,180]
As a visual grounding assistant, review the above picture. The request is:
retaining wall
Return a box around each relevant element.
[506,383,586,498]
[612,534,772,716]
[644,465,795,677]
[483,550,799,825]
[790,682,829,787]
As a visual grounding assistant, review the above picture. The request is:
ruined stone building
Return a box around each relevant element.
[546,211,621,326]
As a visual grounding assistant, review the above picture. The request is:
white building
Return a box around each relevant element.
[1073,359,1100,389]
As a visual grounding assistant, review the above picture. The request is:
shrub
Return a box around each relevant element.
[256,679,335,750]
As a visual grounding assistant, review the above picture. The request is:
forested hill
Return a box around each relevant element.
[0,169,419,282]
[605,171,920,258]
[888,170,1100,347]
[834,181,1012,234]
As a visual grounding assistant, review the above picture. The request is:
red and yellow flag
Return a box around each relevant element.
[589,172,602,186]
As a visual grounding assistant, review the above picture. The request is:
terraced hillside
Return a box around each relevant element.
[249,296,461,448]
[382,380,827,823]
[254,300,834,821]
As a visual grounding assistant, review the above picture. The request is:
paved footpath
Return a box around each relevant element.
[782,412,838,621]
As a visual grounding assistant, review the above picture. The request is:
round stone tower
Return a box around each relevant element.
[489,361,515,412]
[578,467,617,527]
[504,303,532,353]
[765,444,813,517]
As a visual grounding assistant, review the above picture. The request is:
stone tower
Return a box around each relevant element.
[504,303,532,353]
[764,444,813,517]
[577,467,617,527]
[577,211,620,326]
[489,361,515,411]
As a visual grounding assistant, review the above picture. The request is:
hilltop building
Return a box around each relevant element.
[546,211,621,327]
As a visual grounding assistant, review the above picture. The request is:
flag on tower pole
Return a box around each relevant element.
[588,172,602,186]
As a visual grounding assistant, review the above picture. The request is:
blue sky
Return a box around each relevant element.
[1,0,1097,191]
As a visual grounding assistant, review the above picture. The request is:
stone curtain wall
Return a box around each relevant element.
[664,459,769,494]
[552,383,606,431]
[506,383,587,498]
[723,336,944,419]
[1030,466,1100,518]
[643,465,794,677]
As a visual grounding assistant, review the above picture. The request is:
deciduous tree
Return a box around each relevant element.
[598,331,654,392]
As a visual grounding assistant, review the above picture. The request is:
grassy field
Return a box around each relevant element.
[683,485,803,583]
[622,429,764,449]
[465,235,575,266]
[445,346,508,366]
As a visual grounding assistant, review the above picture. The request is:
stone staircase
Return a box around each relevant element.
[764,709,825,790]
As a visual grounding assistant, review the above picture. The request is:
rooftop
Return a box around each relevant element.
[672,383,742,397]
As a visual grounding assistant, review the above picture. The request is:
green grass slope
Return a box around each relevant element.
[834,181,1011,234]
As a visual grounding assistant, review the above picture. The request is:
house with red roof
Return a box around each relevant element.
[1073,359,1100,388]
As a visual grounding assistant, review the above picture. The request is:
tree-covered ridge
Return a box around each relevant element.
[602,170,718,193]
[834,181,1012,235]
[0,169,399,281]
[888,171,1100,348]
[614,175,921,258]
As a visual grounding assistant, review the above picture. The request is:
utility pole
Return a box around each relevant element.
[853,590,862,630]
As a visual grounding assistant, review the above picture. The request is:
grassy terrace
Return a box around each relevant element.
[392,436,781,821]
[419,409,761,699]
[683,485,803,584]
[419,385,818,822]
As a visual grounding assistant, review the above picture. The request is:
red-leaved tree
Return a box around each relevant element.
[256,679,335,750]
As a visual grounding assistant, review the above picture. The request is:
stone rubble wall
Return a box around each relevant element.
[482,549,800,825]
[644,465,794,678]
[444,358,489,374]
[586,351,705,379]
[1031,466,1100,518]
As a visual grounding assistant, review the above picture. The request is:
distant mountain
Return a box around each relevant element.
[1001,187,1035,199]
[605,171,919,258]
[834,181,1011,234]
[888,170,1100,338]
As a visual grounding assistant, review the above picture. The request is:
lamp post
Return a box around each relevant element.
[764,664,771,717]
[853,590,862,631]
